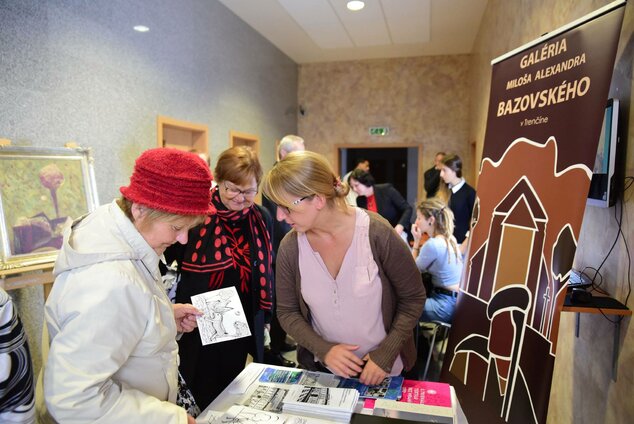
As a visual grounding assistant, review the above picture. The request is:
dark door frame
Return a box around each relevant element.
[336,143,424,201]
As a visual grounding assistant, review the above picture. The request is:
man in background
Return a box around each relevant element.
[343,158,370,206]
[276,135,304,162]
[424,152,446,198]
[262,134,305,367]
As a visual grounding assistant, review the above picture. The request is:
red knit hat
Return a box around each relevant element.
[120,148,213,215]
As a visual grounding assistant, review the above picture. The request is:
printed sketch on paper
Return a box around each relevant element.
[205,405,320,424]
[191,286,251,345]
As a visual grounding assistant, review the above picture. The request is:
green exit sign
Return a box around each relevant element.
[369,127,389,136]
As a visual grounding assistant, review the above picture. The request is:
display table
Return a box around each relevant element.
[197,362,468,423]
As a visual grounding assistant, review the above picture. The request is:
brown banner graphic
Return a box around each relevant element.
[440,3,626,423]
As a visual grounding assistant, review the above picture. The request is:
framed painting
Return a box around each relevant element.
[0,146,99,273]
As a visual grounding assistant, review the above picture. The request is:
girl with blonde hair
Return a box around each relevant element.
[411,198,463,323]
[262,151,425,385]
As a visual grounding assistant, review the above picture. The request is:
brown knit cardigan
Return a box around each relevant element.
[275,210,426,373]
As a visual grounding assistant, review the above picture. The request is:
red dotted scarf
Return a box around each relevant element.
[181,186,273,312]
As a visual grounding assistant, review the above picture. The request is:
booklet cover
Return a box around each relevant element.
[282,385,359,423]
[259,368,341,387]
[243,384,289,413]
[338,376,404,400]
[373,380,453,423]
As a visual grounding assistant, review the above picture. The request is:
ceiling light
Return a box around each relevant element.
[347,1,365,11]
[133,25,150,32]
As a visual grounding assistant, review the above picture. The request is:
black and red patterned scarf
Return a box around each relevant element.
[181,186,273,312]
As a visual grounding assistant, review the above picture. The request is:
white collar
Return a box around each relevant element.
[449,178,465,193]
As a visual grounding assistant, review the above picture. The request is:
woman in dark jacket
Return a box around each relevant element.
[165,146,273,410]
[349,169,413,239]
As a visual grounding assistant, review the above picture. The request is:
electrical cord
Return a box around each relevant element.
[620,176,633,306]
[581,266,606,294]
[582,175,633,322]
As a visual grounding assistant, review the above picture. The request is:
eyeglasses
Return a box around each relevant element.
[223,181,258,199]
[278,195,312,215]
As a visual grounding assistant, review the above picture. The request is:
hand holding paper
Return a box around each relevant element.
[173,303,203,333]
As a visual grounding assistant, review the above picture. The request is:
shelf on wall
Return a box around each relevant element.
[230,130,259,156]
[157,116,209,160]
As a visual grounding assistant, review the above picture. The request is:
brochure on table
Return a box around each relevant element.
[258,367,404,400]
[197,363,463,424]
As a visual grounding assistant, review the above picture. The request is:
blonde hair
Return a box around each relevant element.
[261,151,349,212]
[417,198,460,263]
[433,182,451,203]
[117,197,205,229]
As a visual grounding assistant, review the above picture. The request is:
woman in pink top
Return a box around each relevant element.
[261,151,425,385]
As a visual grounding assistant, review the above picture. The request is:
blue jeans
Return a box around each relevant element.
[420,291,457,323]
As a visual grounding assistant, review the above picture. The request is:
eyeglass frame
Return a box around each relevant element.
[277,195,313,215]
[223,181,258,199]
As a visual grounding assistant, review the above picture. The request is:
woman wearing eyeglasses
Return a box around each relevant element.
[261,151,425,385]
[165,146,273,410]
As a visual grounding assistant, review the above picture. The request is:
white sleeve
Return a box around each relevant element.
[43,266,186,424]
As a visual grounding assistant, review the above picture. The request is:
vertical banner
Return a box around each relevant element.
[440,2,626,423]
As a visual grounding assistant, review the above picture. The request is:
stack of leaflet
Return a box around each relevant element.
[258,367,404,401]
[282,385,359,423]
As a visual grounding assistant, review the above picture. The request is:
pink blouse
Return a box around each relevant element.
[297,208,403,375]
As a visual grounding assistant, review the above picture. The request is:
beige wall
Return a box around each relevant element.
[469,1,634,423]
[298,6,633,420]
[298,56,472,180]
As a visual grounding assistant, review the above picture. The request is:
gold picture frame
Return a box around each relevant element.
[0,146,99,273]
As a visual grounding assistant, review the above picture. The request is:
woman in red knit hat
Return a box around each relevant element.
[165,146,273,410]
[37,148,212,424]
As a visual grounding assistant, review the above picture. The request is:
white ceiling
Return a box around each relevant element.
[218,0,489,63]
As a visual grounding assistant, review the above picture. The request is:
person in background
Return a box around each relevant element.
[262,135,305,368]
[411,199,462,323]
[440,154,476,244]
[424,152,446,199]
[0,288,34,424]
[349,169,413,240]
[37,148,211,424]
[262,151,425,385]
[166,146,273,409]
[276,134,305,162]
[343,158,370,206]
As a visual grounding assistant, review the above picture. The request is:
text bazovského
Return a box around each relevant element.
[497,38,592,117]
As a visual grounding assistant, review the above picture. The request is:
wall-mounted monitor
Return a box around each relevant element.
[587,99,622,208]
